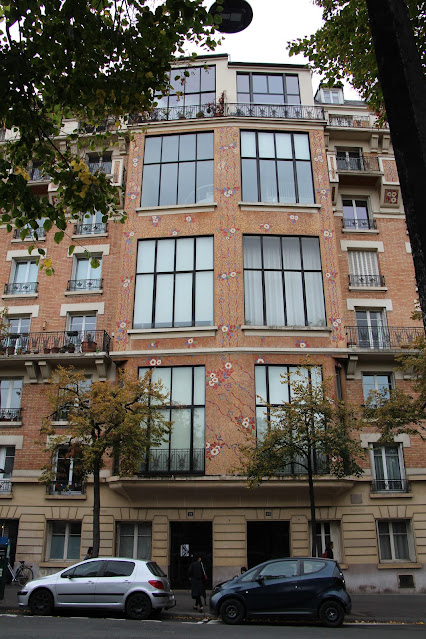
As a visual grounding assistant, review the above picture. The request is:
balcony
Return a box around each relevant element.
[371,479,410,493]
[346,326,423,349]
[343,218,377,230]
[0,329,111,355]
[46,481,85,496]
[138,448,205,475]
[74,222,107,235]
[4,282,38,295]
[0,408,21,421]
[0,480,12,494]
[67,278,103,292]
[336,153,380,172]
[329,115,371,128]
[348,274,385,288]
[13,227,46,240]
[128,102,324,124]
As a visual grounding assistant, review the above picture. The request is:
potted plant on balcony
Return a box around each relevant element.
[81,333,97,352]
[67,342,76,353]
[43,339,51,354]
[51,337,60,354]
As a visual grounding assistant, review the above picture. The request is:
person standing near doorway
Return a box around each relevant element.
[188,556,207,612]
[322,541,334,559]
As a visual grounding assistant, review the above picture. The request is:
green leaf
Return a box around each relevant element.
[54,231,64,244]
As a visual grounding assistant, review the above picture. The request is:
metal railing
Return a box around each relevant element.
[0,329,111,355]
[0,480,12,493]
[0,408,21,421]
[74,222,107,235]
[371,479,410,493]
[13,227,46,240]
[336,153,380,172]
[3,281,38,295]
[342,218,377,230]
[139,448,205,475]
[329,115,370,128]
[348,274,385,288]
[46,481,85,495]
[346,326,423,349]
[128,102,324,123]
[276,453,329,476]
[67,278,103,291]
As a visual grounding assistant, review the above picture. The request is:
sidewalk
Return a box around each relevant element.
[1,584,425,623]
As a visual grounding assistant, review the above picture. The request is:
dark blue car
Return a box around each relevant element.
[209,557,351,627]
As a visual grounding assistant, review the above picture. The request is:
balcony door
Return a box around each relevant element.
[356,310,388,348]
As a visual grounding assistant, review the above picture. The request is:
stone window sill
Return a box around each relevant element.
[377,562,421,570]
[64,290,103,297]
[2,294,38,300]
[342,228,380,235]
[128,326,217,339]
[136,202,217,217]
[239,202,321,213]
[242,325,331,337]
[0,421,22,428]
[348,286,387,292]
[370,492,413,499]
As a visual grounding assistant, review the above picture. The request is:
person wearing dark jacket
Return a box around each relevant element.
[323,541,334,559]
[188,556,206,611]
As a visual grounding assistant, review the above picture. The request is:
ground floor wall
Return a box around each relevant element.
[1,478,425,593]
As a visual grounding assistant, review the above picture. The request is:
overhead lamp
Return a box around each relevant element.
[209,1,253,34]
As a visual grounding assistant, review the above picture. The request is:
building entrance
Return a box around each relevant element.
[247,521,290,568]
[0,519,18,583]
[169,522,212,589]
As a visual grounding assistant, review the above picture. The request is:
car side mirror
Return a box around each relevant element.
[256,576,264,585]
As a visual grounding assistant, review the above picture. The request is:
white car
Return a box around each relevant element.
[17,557,176,619]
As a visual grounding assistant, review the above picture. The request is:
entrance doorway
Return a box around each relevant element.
[0,519,19,583]
[170,522,212,589]
[247,521,290,568]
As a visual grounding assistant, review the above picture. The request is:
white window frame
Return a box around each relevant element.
[0,379,22,420]
[362,373,392,403]
[322,88,343,104]
[370,444,405,491]
[377,520,416,563]
[0,445,15,478]
[116,522,152,560]
[355,309,388,349]
[46,521,82,561]
[53,447,83,494]
[313,521,342,561]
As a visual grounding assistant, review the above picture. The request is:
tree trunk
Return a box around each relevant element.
[307,446,318,557]
[92,458,101,557]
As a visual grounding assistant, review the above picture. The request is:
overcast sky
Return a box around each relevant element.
[184,0,360,100]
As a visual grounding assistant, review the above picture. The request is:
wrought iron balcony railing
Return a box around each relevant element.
[4,281,38,295]
[13,227,46,240]
[46,481,85,495]
[336,153,380,172]
[275,453,329,476]
[67,278,103,291]
[128,102,324,123]
[74,222,107,235]
[348,274,385,288]
[0,329,111,355]
[0,480,12,493]
[346,326,423,349]
[139,448,205,475]
[342,218,377,230]
[329,115,370,128]
[371,479,410,493]
[0,408,21,421]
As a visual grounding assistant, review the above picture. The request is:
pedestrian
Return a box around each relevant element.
[188,556,207,612]
[322,541,334,559]
[240,566,247,574]
[84,546,93,560]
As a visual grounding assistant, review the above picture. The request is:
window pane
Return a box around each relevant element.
[155,274,173,326]
[162,135,179,162]
[256,406,268,440]
[252,75,267,93]
[286,75,300,96]
[174,273,193,326]
[184,68,200,94]
[302,238,321,270]
[137,240,156,273]
[195,271,213,325]
[284,271,305,325]
[176,238,194,271]
[159,163,178,205]
[259,160,278,202]
[242,159,258,201]
[179,134,196,162]
[156,239,175,272]
[201,67,215,92]
[237,74,250,92]
[275,133,292,159]
[141,164,160,206]
[269,367,289,404]
[255,367,267,404]
[144,137,162,164]
[243,236,262,268]
[244,270,263,325]
[258,132,275,158]
[193,367,205,405]
[296,162,314,204]
[277,161,296,203]
[241,132,256,158]
[197,133,214,160]
[193,408,205,449]
[263,236,282,269]
[265,271,284,325]
[282,237,301,269]
[196,160,214,203]
[170,408,191,448]
[67,534,81,560]
[305,272,326,326]
[172,368,193,405]
[293,134,310,160]
[268,75,284,93]
[177,161,195,204]
[50,535,65,559]
[196,236,213,270]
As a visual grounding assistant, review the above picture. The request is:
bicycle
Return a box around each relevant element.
[7,560,33,587]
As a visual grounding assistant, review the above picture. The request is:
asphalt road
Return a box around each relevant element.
[0,615,424,639]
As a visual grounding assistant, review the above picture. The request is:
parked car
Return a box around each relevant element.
[209,557,351,627]
[18,557,176,619]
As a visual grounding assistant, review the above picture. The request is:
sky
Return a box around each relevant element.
[184,0,360,100]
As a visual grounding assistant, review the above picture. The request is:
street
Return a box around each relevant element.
[0,615,424,639]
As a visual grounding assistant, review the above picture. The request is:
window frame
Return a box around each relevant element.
[342,198,373,230]
[355,309,388,348]
[371,444,405,492]
[0,378,22,420]
[46,520,82,561]
[362,373,392,404]
[156,65,216,110]
[237,72,301,105]
[348,249,382,288]
[116,522,152,560]
[53,446,84,494]
[0,445,15,479]
[377,520,415,563]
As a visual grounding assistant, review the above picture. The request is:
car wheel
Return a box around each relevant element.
[125,592,152,620]
[219,598,245,625]
[319,600,345,628]
[29,589,54,616]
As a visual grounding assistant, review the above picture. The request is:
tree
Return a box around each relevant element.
[287,0,425,123]
[240,366,364,557]
[0,0,219,255]
[39,366,171,557]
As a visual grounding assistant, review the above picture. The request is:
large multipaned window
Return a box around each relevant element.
[134,237,213,329]
[372,445,405,492]
[348,250,382,288]
[255,365,324,473]
[47,521,81,560]
[156,66,215,109]
[8,259,38,295]
[362,374,392,404]
[241,131,314,204]
[52,447,84,494]
[0,379,22,421]
[0,446,15,479]
[356,310,388,348]
[117,522,152,560]
[237,73,300,105]
[243,235,326,327]
[141,133,214,207]
[342,199,372,230]
[138,366,205,474]
[3,316,31,353]
[377,520,414,562]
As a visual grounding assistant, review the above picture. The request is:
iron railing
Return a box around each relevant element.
[67,278,103,291]
[74,222,107,235]
[276,453,329,476]
[0,480,12,493]
[346,326,423,349]
[0,329,110,355]
[0,408,21,421]
[46,481,85,495]
[13,227,46,240]
[342,218,377,230]
[128,102,324,123]
[139,448,205,475]
[371,479,410,493]
[329,115,370,128]
[336,153,380,172]
[4,281,38,295]
[348,274,385,288]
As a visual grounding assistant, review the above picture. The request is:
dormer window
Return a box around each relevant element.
[321,88,343,104]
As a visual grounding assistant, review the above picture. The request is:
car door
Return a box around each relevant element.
[296,559,331,612]
[94,559,136,606]
[56,560,104,606]
[243,559,300,614]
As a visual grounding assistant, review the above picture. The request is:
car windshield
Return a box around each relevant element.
[238,567,258,582]
[147,561,166,577]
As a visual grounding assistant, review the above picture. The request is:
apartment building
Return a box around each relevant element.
[0,54,424,593]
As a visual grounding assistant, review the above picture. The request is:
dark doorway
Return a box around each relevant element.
[170,521,212,589]
[0,519,19,583]
[247,521,290,568]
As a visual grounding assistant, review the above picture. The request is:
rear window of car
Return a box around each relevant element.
[103,560,135,577]
[147,561,166,577]
[303,560,327,575]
